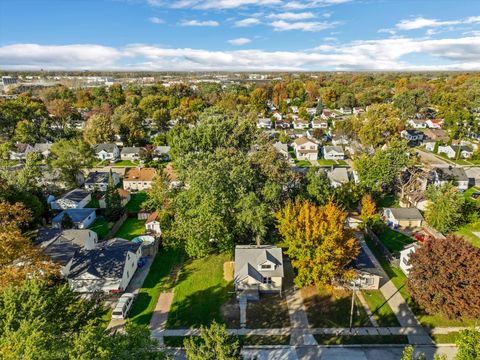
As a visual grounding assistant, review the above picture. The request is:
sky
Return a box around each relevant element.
[0,0,479,71]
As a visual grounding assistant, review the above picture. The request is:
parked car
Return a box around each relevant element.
[111,293,135,320]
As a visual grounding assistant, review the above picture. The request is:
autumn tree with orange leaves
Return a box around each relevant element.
[0,202,58,289]
[276,199,359,288]
[359,194,380,227]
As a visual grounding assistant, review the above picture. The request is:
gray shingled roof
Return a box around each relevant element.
[121,146,143,155]
[63,189,91,202]
[52,208,96,224]
[387,207,424,221]
[67,238,140,280]
[432,167,468,182]
[94,143,117,153]
[85,172,110,184]
[234,246,284,283]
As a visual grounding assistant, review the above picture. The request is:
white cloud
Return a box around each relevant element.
[271,19,338,31]
[2,36,479,71]
[283,0,352,9]
[179,19,219,26]
[228,37,251,45]
[234,17,261,27]
[148,16,164,24]
[396,16,480,31]
[153,0,281,10]
[268,12,315,20]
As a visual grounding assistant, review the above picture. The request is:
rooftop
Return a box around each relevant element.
[124,167,156,182]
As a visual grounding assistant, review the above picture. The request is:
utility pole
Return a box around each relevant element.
[349,281,356,331]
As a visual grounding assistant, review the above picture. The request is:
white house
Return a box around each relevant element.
[429,167,469,191]
[407,119,427,129]
[52,208,97,230]
[289,106,299,114]
[145,211,161,234]
[438,145,474,159]
[293,137,318,161]
[65,238,142,293]
[331,135,350,146]
[426,119,444,129]
[94,143,120,161]
[85,171,120,192]
[10,143,33,160]
[120,147,144,161]
[272,141,291,162]
[154,146,171,161]
[401,129,424,142]
[323,146,345,160]
[33,143,53,158]
[311,118,328,129]
[353,107,365,116]
[321,109,336,120]
[50,189,92,210]
[326,167,350,188]
[257,117,272,129]
[234,245,284,298]
[383,208,424,228]
[272,112,283,121]
[399,243,419,275]
[292,118,310,130]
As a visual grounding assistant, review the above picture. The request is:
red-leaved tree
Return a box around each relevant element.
[408,235,480,320]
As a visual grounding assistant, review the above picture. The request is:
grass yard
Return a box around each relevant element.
[88,217,112,239]
[112,160,139,167]
[166,253,234,329]
[302,285,370,328]
[314,335,408,345]
[377,227,414,253]
[363,290,400,327]
[364,236,477,328]
[129,249,183,326]
[375,194,400,208]
[125,192,147,213]
[294,159,312,167]
[114,218,146,240]
[455,223,480,248]
[317,159,337,166]
[245,294,290,328]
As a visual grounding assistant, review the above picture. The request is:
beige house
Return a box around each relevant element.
[123,167,156,191]
[234,245,284,299]
[383,208,424,228]
[292,137,318,161]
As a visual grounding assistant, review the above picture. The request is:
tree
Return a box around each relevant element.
[424,183,464,234]
[112,104,146,146]
[249,87,268,112]
[105,171,123,221]
[315,99,324,116]
[455,328,480,360]
[107,83,125,107]
[394,89,429,120]
[354,138,413,192]
[400,345,445,360]
[49,139,95,187]
[184,321,241,360]
[46,98,78,136]
[14,119,38,144]
[304,168,333,206]
[338,92,355,109]
[276,199,359,288]
[61,212,74,229]
[0,203,58,289]
[408,236,480,320]
[359,193,379,226]
[356,104,402,147]
[83,113,114,145]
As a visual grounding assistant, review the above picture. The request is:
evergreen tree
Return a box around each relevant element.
[105,171,123,221]
[61,212,74,229]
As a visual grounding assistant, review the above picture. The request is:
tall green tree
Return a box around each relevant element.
[424,183,464,233]
[455,328,480,360]
[105,171,123,221]
[184,321,241,360]
[83,113,114,145]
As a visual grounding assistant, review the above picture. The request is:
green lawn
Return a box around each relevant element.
[167,253,234,329]
[377,227,414,253]
[129,249,183,326]
[88,217,112,239]
[114,218,146,240]
[294,159,312,167]
[125,192,148,213]
[302,286,370,328]
[364,236,476,328]
[455,223,480,248]
[85,195,101,208]
[112,160,139,167]
[314,335,408,345]
[432,332,460,344]
[363,290,400,326]
[245,294,290,328]
[375,194,400,208]
[317,159,337,166]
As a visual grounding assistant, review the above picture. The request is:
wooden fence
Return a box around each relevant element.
[104,213,128,240]
[365,227,394,261]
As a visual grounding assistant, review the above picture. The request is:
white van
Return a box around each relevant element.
[111,293,135,319]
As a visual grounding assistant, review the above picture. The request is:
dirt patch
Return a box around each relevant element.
[223,261,234,281]
[246,294,290,328]
[221,297,240,328]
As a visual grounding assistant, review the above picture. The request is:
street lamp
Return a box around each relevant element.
[349,279,361,332]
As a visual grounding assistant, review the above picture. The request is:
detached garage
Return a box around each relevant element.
[383,208,424,228]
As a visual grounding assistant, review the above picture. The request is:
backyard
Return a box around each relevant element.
[362,290,400,326]
[377,227,415,253]
[129,249,183,326]
[166,253,235,329]
[317,159,347,166]
[114,218,146,240]
[88,217,112,239]
[125,192,148,213]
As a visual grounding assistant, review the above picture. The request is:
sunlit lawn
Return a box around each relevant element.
[125,192,148,213]
[114,218,146,240]
[363,290,400,326]
[377,227,414,253]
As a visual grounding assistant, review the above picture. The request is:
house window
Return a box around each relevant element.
[364,277,374,285]
[261,264,272,270]
[402,257,409,265]
[262,277,272,284]
[127,271,129,278]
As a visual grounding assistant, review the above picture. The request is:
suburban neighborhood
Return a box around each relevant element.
[1,1,480,359]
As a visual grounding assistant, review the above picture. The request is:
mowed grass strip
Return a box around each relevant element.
[314,335,408,345]
[125,192,148,213]
[167,253,234,329]
[129,249,183,326]
[378,227,414,253]
[363,290,400,327]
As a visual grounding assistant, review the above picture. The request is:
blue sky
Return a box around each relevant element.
[0,0,479,71]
